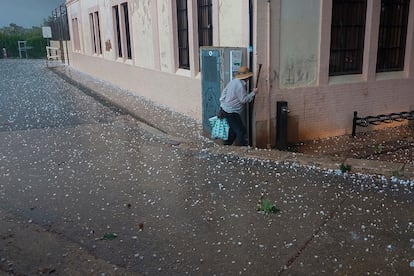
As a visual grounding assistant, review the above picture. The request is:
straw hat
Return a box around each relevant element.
[235,66,253,80]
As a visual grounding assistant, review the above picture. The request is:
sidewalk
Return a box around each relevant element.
[51,66,414,182]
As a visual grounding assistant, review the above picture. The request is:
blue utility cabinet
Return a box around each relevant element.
[200,47,247,133]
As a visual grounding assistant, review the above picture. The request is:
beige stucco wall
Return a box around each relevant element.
[279,0,320,89]
[277,0,414,142]
[157,0,174,73]
[65,0,414,146]
[100,0,117,60]
[131,0,156,68]
[65,0,202,119]
[253,0,414,147]
[70,52,202,119]
[218,0,249,47]
[65,0,251,123]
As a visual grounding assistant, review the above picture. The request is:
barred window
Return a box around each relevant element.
[329,0,367,76]
[177,0,190,69]
[122,3,132,59]
[376,0,410,72]
[71,17,81,51]
[198,0,213,47]
[113,6,122,58]
[49,4,70,41]
[112,2,132,60]
[89,11,102,55]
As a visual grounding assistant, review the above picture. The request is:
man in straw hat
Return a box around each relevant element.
[219,66,259,146]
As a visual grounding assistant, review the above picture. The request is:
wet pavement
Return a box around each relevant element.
[0,59,413,275]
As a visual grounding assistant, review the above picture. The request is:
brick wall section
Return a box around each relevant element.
[257,78,414,144]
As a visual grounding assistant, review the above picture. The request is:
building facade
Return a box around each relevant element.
[64,0,414,148]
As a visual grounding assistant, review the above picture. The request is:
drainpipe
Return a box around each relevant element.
[249,0,271,148]
[248,0,253,146]
[266,0,272,148]
[249,0,253,70]
[63,4,70,66]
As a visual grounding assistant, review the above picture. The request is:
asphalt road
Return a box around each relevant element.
[0,59,413,275]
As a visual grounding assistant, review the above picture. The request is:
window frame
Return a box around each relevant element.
[176,0,190,69]
[89,11,102,55]
[112,1,132,61]
[376,0,410,72]
[329,0,368,76]
[197,0,213,47]
[71,17,81,52]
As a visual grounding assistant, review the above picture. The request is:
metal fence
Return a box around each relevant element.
[47,4,70,41]
[44,3,70,65]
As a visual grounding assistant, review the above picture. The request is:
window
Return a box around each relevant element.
[329,0,367,76]
[198,0,213,47]
[71,17,81,51]
[113,2,132,60]
[89,11,102,55]
[122,3,132,59]
[176,0,190,69]
[376,0,410,72]
[113,5,122,58]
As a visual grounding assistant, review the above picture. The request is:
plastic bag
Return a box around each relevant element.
[209,116,229,140]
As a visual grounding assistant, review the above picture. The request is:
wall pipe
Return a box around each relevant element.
[267,0,272,148]
[248,0,254,146]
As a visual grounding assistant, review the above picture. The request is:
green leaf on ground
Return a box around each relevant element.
[102,232,118,240]
[260,198,280,214]
[339,163,352,173]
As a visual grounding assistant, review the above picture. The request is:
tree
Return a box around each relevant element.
[0,24,47,58]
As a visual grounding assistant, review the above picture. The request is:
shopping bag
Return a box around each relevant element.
[209,116,229,140]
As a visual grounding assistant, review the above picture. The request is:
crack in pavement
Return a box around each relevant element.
[278,196,349,275]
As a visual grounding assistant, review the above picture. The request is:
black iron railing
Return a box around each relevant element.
[48,4,70,41]
[352,110,414,137]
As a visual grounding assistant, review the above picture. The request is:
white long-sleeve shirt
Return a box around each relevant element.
[219,79,255,114]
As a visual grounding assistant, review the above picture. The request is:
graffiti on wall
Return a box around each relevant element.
[281,55,317,88]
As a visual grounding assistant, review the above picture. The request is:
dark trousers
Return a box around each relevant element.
[222,111,247,146]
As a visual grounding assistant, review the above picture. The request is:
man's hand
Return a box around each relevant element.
[253,88,259,95]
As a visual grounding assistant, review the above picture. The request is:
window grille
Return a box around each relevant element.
[95,12,102,54]
[376,0,410,72]
[72,18,81,51]
[122,3,132,59]
[113,6,123,58]
[177,0,190,69]
[89,12,102,55]
[329,0,367,76]
[198,0,213,47]
[89,14,96,53]
[49,4,70,41]
[113,2,132,60]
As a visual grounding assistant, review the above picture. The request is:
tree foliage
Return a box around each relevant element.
[0,23,47,58]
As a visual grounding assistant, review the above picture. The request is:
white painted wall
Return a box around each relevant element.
[157,0,174,73]
[131,0,156,68]
[218,0,246,46]
[253,0,414,145]
[64,0,414,145]
[279,0,320,89]
[65,0,250,123]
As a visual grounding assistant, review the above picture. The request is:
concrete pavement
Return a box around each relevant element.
[50,65,414,275]
[1,60,413,275]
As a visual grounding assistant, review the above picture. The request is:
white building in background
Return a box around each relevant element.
[63,0,414,148]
